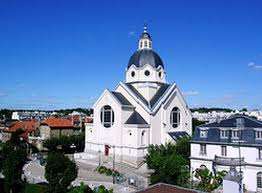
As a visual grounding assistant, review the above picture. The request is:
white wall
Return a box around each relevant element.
[190,142,262,192]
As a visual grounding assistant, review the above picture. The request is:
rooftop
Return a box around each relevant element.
[135,183,201,193]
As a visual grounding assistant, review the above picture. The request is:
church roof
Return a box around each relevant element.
[125,111,148,125]
[127,49,164,70]
[168,131,190,141]
[111,91,132,106]
[125,82,171,109]
[150,83,170,108]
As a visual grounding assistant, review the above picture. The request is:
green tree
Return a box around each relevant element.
[175,136,191,162]
[45,152,78,193]
[194,167,226,192]
[43,133,85,153]
[68,182,92,193]
[94,185,113,193]
[145,138,190,187]
[1,130,27,193]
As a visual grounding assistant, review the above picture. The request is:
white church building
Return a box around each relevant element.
[83,26,192,167]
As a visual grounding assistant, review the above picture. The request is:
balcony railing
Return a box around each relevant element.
[214,155,246,166]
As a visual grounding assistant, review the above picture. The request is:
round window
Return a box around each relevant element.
[144,70,150,76]
[131,71,135,77]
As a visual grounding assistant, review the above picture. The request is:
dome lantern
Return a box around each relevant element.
[138,25,152,50]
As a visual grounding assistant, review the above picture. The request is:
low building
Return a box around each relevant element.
[39,117,81,139]
[190,115,262,192]
[2,120,38,142]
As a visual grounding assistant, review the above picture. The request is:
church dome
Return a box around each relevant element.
[127,49,164,69]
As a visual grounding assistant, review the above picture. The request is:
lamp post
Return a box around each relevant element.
[70,143,76,160]
[98,150,101,166]
[112,145,115,184]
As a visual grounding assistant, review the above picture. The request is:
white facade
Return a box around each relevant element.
[84,27,192,167]
[190,115,262,192]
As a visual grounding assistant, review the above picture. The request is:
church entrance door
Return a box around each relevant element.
[104,145,110,156]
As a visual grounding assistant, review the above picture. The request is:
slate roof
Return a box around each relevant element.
[125,111,148,125]
[192,115,262,146]
[200,115,262,128]
[111,91,132,106]
[125,83,149,106]
[150,83,170,107]
[168,131,190,141]
[127,49,164,69]
[140,31,152,40]
[125,83,171,109]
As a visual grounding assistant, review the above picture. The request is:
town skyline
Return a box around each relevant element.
[0,0,262,110]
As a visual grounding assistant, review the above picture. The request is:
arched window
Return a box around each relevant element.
[141,131,146,146]
[257,172,262,189]
[200,165,207,170]
[144,40,148,48]
[100,105,114,128]
[170,107,180,128]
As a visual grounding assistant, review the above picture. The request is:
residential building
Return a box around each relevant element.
[82,26,192,167]
[190,115,262,192]
[2,120,38,142]
[39,117,81,139]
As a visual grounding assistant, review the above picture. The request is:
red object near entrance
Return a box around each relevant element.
[105,145,110,156]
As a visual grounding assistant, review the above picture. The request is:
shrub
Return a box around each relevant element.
[105,168,113,176]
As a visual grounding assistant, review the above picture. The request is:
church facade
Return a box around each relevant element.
[84,27,192,167]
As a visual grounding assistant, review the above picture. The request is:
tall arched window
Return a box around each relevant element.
[141,131,146,146]
[100,105,114,128]
[200,165,207,170]
[257,172,262,189]
[170,107,180,128]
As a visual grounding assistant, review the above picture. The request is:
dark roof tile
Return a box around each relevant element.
[125,111,148,125]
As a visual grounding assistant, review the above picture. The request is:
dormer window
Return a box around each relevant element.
[232,130,241,139]
[220,129,229,139]
[256,130,262,140]
[199,129,208,138]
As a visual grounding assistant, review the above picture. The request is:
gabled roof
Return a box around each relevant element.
[125,111,148,125]
[8,121,37,133]
[125,82,171,109]
[150,83,170,107]
[111,91,132,106]
[125,83,149,106]
[168,131,190,141]
[41,118,73,127]
[198,115,262,128]
[5,121,38,139]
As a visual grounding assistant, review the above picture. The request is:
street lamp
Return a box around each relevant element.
[98,150,101,166]
[112,145,116,184]
[70,143,76,154]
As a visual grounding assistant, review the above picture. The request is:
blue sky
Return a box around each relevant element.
[0,0,261,110]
